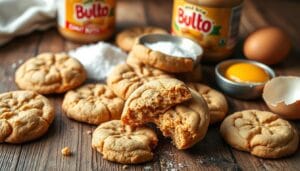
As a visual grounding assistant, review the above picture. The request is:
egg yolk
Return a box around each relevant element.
[225,63,270,83]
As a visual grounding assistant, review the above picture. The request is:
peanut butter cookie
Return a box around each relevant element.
[155,89,210,149]
[0,91,54,143]
[121,78,192,126]
[220,110,299,158]
[62,84,124,125]
[132,44,194,73]
[116,26,168,52]
[127,52,202,82]
[187,83,228,124]
[107,63,171,100]
[15,53,86,94]
[92,120,158,164]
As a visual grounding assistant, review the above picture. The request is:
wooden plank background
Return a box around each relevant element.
[0,0,300,170]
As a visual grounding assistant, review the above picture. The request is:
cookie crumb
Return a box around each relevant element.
[87,130,92,135]
[61,147,72,156]
[160,159,166,167]
[178,163,186,168]
[144,165,152,170]
[11,63,17,69]
[18,59,23,64]
[122,165,129,170]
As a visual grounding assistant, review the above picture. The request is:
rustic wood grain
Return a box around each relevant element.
[117,0,147,30]
[0,0,299,170]
[143,0,173,31]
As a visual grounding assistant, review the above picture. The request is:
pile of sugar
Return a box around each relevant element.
[69,42,127,81]
[145,41,198,60]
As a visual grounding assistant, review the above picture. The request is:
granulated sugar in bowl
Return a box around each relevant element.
[145,41,199,60]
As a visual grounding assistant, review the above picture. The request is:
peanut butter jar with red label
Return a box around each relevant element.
[172,0,243,62]
[57,0,116,43]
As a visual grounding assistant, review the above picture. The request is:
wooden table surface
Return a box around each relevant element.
[0,0,300,170]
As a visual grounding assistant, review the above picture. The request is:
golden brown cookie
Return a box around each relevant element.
[92,120,158,164]
[127,52,201,82]
[62,84,124,125]
[187,83,228,124]
[107,63,172,100]
[0,91,54,143]
[121,78,192,126]
[132,44,194,73]
[220,110,299,158]
[15,53,86,94]
[176,64,203,82]
[155,89,210,149]
[116,26,168,52]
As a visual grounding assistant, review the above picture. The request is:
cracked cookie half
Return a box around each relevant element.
[121,78,192,126]
[155,89,210,149]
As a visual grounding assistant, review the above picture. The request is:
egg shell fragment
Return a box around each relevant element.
[263,76,300,119]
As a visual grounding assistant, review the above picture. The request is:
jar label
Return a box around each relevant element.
[58,0,115,35]
[172,0,242,58]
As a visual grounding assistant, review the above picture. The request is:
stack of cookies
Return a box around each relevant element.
[60,26,229,164]
[88,27,231,164]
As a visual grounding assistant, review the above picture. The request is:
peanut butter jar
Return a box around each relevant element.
[57,0,116,43]
[172,0,243,62]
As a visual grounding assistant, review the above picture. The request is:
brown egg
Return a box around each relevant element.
[244,27,291,65]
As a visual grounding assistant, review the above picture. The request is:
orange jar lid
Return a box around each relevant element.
[57,0,116,43]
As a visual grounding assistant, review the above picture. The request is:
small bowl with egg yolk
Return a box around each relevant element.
[215,59,276,100]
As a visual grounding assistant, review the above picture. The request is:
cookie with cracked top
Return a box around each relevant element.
[15,53,86,94]
[107,62,172,100]
[0,91,54,143]
[92,120,158,164]
[220,110,299,158]
[62,84,124,125]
